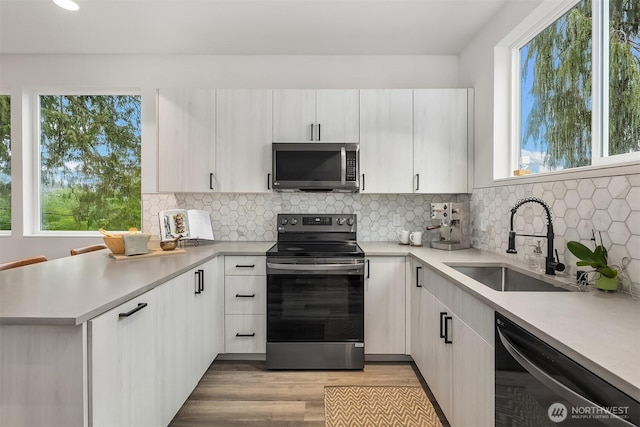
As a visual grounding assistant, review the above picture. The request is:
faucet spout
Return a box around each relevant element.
[506,197,565,275]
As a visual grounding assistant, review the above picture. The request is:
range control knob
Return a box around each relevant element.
[290,218,298,225]
[347,218,354,226]
[280,218,288,225]
[336,218,346,226]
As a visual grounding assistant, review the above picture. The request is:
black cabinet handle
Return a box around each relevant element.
[318,123,321,141]
[209,173,214,190]
[119,303,147,318]
[236,333,256,337]
[439,311,447,338]
[366,259,370,278]
[444,316,453,344]
[199,269,205,293]
[362,174,365,191]
[415,174,420,191]
[194,270,201,294]
[267,173,271,190]
[236,294,256,298]
[416,266,422,287]
[310,123,314,141]
[236,264,255,268]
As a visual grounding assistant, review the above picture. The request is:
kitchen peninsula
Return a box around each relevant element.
[1,242,638,426]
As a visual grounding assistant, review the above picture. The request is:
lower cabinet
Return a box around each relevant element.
[90,290,160,427]
[410,260,494,427]
[364,256,406,354]
[224,255,266,353]
[90,258,224,427]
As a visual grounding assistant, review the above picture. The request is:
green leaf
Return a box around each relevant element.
[567,241,600,263]
[599,266,618,279]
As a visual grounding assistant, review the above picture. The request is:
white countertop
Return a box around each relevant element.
[1,240,638,399]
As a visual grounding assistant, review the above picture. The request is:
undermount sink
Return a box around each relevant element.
[448,264,571,292]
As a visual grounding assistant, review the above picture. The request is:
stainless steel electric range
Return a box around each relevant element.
[265,213,365,370]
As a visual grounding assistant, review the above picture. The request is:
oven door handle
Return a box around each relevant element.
[267,262,365,272]
[497,327,635,427]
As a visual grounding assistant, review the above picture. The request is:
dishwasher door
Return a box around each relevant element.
[495,313,639,427]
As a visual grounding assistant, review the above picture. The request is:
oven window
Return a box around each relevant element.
[275,151,341,181]
[267,274,364,342]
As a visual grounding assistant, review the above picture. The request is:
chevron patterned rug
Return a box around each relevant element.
[324,386,444,427]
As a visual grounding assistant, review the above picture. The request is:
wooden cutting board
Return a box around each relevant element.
[109,248,187,260]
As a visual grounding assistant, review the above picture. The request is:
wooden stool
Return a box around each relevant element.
[70,244,108,256]
[0,256,48,271]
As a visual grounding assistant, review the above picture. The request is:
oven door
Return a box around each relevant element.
[266,259,364,343]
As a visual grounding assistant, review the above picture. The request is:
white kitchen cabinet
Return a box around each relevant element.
[158,88,216,192]
[216,89,273,192]
[411,266,494,427]
[90,290,159,427]
[364,256,406,354]
[359,90,414,193]
[224,255,266,353]
[413,89,469,194]
[273,89,359,142]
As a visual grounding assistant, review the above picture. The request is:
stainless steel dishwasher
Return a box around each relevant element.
[495,313,639,426]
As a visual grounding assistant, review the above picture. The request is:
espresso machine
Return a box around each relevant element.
[426,202,470,250]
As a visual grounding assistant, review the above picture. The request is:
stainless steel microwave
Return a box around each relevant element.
[272,143,360,192]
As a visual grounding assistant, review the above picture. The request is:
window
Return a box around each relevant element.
[38,94,141,231]
[0,95,9,231]
[514,0,639,175]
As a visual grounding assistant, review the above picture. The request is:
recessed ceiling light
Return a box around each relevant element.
[53,0,80,11]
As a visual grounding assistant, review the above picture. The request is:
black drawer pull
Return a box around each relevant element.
[236,333,256,337]
[209,173,214,190]
[119,303,147,318]
[416,266,422,287]
[444,316,453,344]
[439,311,447,338]
[194,270,201,294]
[235,264,255,268]
[236,293,256,298]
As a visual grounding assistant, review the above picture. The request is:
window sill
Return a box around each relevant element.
[490,160,640,188]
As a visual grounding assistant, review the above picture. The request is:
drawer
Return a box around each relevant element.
[225,276,266,315]
[224,256,266,276]
[224,314,266,353]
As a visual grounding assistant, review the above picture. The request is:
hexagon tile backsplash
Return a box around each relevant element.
[143,192,469,243]
[143,172,639,294]
[471,174,639,294]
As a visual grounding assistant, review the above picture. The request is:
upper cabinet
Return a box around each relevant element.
[158,89,216,193]
[413,89,469,194]
[273,89,359,142]
[359,90,414,194]
[216,90,273,193]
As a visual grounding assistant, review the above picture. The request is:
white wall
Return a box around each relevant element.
[458,1,541,189]
[0,54,460,261]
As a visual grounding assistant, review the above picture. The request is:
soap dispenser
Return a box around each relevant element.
[529,241,545,273]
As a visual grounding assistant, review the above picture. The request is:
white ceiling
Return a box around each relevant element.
[0,0,512,55]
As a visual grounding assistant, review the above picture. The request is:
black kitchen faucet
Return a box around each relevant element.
[506,197,566,275]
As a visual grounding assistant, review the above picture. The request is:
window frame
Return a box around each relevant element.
[496,0,640,182]
[0,91,10,235]
[31,89,142,236]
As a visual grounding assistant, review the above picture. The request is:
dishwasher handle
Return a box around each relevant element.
[497,327,635,427]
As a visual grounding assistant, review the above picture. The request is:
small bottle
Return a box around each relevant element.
[529,241,545,273]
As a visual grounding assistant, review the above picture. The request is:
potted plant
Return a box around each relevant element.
[567,237,618,291]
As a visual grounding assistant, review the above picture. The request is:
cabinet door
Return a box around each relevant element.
[155,274,191,426]
[158,88,216,192]
[409,260,425,368]
[225,314,266,353]
[359,90,413,193]
[413,89,468,194]
[196,258,224,375]
[90,290,159,427]
[273,89,316,142]
[451,314,494,427]
[216,89,273,192]
[364,256,406,354]
[316,89,359,142]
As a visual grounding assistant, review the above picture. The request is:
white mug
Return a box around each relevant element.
[398,230,410,244]
[410,231,423,246]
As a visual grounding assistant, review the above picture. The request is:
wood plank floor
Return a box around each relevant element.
[169,360,450,426]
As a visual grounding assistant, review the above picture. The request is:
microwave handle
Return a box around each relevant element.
[341,147,346,184]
